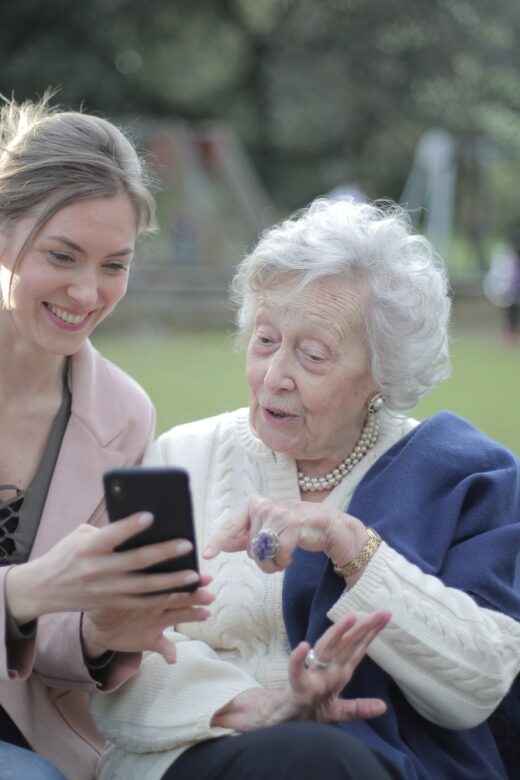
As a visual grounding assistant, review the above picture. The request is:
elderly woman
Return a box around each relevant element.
[92,199,520,780]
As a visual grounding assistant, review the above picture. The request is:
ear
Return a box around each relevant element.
[0,225,13,265]
[0,229,15,308]
[0,221,20,273]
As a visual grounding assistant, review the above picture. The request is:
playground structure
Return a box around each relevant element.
[400,128,509,294]
[108,120,276,329]
[401,128,458,265]
[103,120,507,331]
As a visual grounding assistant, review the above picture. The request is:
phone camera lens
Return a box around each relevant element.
[112,482,122,496]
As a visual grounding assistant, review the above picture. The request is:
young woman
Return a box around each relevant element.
[0,95,212,779]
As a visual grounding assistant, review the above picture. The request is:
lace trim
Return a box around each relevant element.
[0,484,25,561]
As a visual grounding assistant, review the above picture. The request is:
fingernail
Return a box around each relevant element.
[138,512,153,526]
[175,540,193,554]
[202,545,213,557]
[183,572,200,584]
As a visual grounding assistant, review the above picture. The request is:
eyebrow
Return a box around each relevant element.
[46,235,134,257]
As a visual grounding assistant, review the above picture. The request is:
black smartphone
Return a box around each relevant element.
[103,466,199,593]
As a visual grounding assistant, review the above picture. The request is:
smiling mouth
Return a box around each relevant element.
[45,303,91,326]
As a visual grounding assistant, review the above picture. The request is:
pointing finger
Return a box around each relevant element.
[203,508,251,558]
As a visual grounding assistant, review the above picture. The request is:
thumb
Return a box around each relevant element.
[325,697,387,722]
[152,632,177,664]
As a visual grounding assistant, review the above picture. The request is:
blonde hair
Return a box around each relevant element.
[0,92,157,284]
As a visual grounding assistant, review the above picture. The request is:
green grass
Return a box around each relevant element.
[93,330,249,434]
[92,330,520,454]
[414,334,519,452]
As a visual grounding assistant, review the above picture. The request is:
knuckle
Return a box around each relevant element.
[78,562,100,584]
[221,517,236,532]
[131,543,164,569]
[76,523,95,535]
[250,495,270,516]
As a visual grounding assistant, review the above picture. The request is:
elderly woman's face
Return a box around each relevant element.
[246,276,378,466]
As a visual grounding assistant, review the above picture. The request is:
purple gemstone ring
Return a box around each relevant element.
[251,528,280,562]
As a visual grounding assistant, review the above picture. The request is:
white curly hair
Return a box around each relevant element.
[231,197,451,412]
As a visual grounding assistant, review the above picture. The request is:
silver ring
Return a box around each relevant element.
[304,648,329,671]
[251,528,280,562]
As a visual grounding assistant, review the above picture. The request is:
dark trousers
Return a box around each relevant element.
[163,721,402,780]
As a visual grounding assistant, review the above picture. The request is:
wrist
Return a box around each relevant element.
[80,613,107,660]
[324,513,369,570]
[5,561,46,625]
[332,527,382,580]
[212,687,290,731]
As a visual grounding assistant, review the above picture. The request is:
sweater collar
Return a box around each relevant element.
[233,406,415,482]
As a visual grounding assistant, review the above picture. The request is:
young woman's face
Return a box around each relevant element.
[0,192,137,356]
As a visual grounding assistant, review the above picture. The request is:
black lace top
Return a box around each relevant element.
[0,486,23,561]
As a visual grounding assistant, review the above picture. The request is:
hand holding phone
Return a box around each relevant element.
[103,466,199,593]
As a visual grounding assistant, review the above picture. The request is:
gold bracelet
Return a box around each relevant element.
[333,528,382,578]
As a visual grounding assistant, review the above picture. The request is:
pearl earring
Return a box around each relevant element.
[367,393,385,415]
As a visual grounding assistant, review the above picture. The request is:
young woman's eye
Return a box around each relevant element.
[104,262,129,273]
[50,251,74,263]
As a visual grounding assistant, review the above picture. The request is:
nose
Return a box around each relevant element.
[66,270,99,309]
[263,348,296,392]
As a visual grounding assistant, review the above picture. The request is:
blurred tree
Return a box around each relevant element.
[2,0,520,241]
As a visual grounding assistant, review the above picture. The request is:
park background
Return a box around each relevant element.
[2,0,519,451]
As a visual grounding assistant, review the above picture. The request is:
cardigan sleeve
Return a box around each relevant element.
[276,414,520,733]
[328,543,520,729]
[90,628,263,753]
[322,412,520,730]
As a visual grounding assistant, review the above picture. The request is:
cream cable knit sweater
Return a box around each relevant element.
[91,409,520,780]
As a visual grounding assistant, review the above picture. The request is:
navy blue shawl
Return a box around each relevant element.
[282,412,520,780]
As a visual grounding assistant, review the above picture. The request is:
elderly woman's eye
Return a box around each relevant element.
[301,346,325,362]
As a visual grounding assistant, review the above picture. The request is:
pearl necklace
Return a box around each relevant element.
[297,415,380,493]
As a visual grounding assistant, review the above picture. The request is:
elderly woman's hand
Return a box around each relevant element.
[211,610,390,732]
[288,609,390,722]
[204,495,369,574]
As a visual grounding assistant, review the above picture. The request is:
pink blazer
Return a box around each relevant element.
[0,340,156,779]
